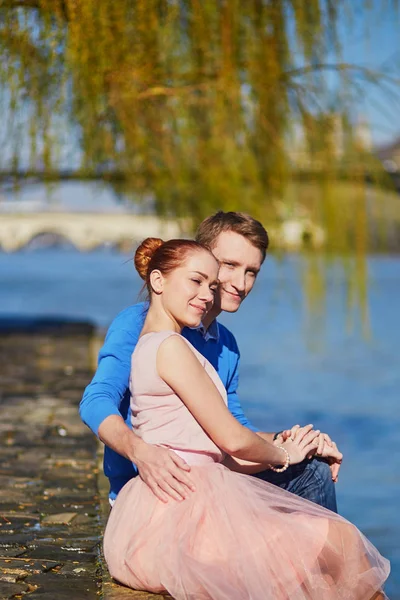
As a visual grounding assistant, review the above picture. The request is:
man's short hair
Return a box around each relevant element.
[195,211,269,262]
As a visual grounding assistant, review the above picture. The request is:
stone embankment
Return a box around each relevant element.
[0,319,170,600]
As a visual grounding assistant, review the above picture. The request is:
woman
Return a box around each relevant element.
[104,238,389,599]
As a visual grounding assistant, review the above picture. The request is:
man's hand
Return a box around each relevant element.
[134,442,196,503]
[274,425,343,482]
[272,427,294,446]
[98,415,196,503]
[314,433,343,482]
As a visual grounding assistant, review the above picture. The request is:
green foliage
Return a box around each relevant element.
[0,0,398,244]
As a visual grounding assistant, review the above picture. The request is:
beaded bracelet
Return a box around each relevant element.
[270,445,290,473]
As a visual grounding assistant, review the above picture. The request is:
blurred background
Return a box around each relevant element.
[0,1,399,596]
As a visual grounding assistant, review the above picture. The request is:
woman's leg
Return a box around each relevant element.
[317,519,385,599]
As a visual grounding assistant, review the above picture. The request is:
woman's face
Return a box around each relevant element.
[160,249,219,328]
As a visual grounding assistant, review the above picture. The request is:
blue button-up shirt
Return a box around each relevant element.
[193,318,219,342]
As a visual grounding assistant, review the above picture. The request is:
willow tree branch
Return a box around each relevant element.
[0,0,69,20]
[284,62,400,85]
[0,0,41,8]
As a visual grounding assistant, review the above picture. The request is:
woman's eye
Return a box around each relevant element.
[191,278,201,284]
[210,287,217,295]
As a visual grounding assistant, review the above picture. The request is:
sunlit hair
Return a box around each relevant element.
[134,237,214,296]
[195,211,269,262]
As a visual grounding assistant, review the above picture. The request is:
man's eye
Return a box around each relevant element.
[224,262,234,268]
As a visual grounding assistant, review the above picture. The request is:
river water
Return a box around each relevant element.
[0,248,399,596]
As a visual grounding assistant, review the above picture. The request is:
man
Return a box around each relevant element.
[80,211,342,509]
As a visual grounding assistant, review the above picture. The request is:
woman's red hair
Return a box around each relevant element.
[134,238,213,294]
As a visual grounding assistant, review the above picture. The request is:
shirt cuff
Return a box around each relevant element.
[85,405,122,437]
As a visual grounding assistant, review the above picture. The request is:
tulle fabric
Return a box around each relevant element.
[104,332,390,599]
[104,461,389,600]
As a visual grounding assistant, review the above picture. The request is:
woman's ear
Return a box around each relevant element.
[149,269,164,294]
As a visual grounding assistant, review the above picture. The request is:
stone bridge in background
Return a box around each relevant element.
[0,212,183,252]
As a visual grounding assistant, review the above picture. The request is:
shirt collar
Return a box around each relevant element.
[193,319,219,342]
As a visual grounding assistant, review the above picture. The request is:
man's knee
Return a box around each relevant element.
[310,458,338,513]
[312,458,332,483]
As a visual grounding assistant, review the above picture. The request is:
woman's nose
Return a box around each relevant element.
[199,287,214,302]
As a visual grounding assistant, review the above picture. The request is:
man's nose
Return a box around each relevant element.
[232,270,246,292]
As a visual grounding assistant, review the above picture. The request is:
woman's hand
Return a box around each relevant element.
[275,425,343,481]
[280,424,320,466]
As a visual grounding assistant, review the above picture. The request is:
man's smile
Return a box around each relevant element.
[222,288,244,300]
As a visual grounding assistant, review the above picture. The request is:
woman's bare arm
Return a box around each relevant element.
[157,336,287,467]
[221,455,266,474]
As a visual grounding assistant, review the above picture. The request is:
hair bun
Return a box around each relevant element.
[134,237,164,280]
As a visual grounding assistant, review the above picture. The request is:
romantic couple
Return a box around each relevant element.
[80,212,389,599]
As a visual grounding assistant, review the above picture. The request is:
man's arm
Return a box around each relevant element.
[80,323,136,435]
[79,311,194,501]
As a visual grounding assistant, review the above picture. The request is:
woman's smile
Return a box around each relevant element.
[189,302,207,314]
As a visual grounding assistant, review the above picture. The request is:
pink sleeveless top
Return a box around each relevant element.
[129,331,228,466]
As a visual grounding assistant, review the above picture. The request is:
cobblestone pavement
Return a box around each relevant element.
[0,320,171,600]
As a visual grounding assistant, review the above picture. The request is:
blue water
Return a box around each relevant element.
[1,249,399,596]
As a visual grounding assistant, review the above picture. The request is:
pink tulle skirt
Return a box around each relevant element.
[104,463,389,599]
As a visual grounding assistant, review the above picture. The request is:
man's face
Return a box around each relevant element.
[211,231,263,313]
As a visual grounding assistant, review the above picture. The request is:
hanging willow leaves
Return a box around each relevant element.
[0,0,399,324]
[0,0,398,219]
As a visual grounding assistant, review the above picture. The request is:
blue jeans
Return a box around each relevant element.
[253,458,338,513]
